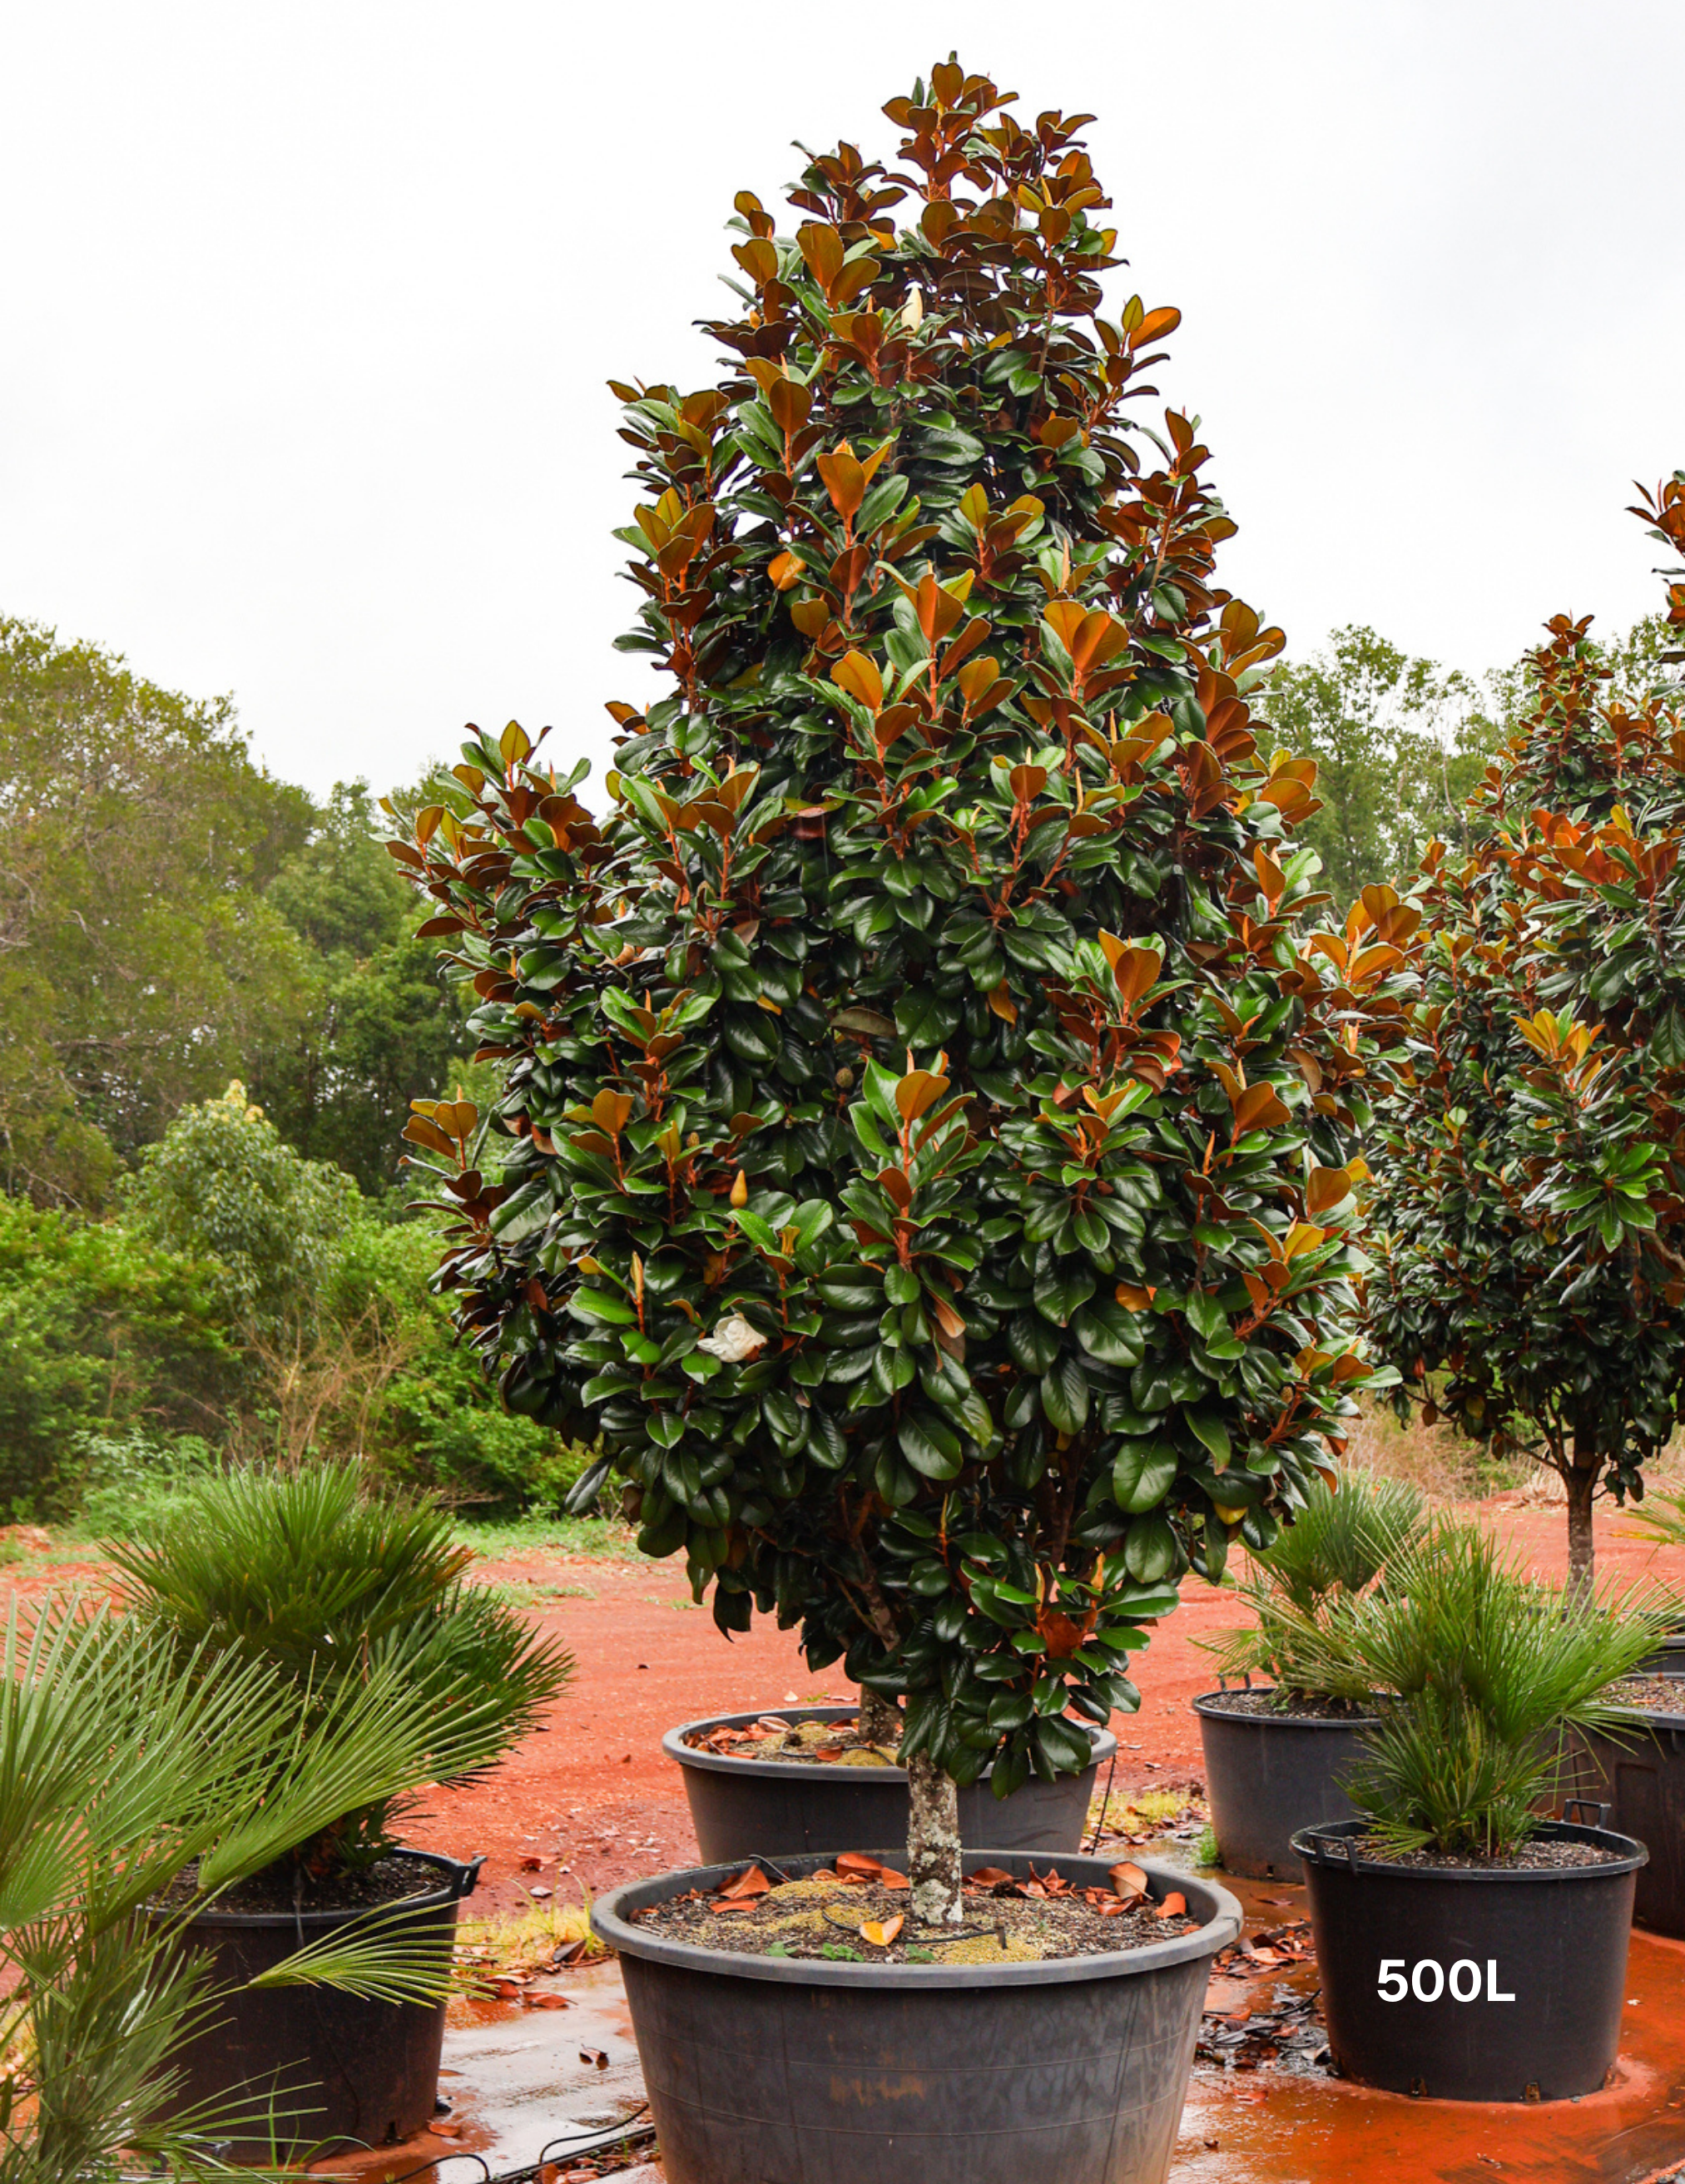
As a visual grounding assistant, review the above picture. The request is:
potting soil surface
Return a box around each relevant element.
[1198,1687,1381,1720]
[681,1712,900,1763]
[628,1854,1198,1962]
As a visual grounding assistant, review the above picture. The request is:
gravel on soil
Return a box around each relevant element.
[631,1865,1198,1964]
[1604,1674,1685,1716]
[1199,1688,1381,1721]
[1345,1836,1627,1870]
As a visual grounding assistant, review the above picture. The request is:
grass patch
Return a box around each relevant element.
[452,1512,638,1562]
[1117,1789,1190,1829]
[1345,1401,1524,1502]
[456,1893,607,1977]
[1193,1824,1219,1867]
[471,1577,598,1607]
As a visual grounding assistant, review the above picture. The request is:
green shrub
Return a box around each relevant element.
[0,1196,238,1518]
[1296,1519,1663,1856]
[109,1462,574,1874]
[1204,1469,1423,1699]
[125,1080,357,1334]
[62,1428,221,1538]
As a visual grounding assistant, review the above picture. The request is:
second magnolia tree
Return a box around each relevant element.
[392,63,1413,1921]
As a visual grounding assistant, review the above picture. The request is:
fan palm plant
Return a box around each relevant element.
[0,1597,524,2180]
[1204,1469,1423,1703]
[1286,1518,1667,1856]
[107,1462,573,1879]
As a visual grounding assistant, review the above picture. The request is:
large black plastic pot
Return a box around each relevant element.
[1192,1689,1380,1878]
[667,1705,1117,1863]
[1569,1702,1685,1938]
[596,1846,1240,2184]
[1638,1631,1685,1678]
[151,1849,482,2159]
[1294,1817,1643,2102]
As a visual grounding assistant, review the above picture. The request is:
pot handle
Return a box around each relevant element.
[453,1855,487,1901]
[1301,1830,1361,1870]
[1561,1797,1611,1830]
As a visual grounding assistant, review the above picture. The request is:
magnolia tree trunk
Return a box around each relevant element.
[906,1752,964,1926]
[857,1687,902,1747]
[1565,1431,1600,1603]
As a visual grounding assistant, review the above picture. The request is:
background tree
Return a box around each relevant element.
[0,616,313,1205]
[391,62,1411,1921]
[125,1081,358,1336]
[1256,626,1493,908]
[249,782,476,1196]
[1367,474,1685,1589]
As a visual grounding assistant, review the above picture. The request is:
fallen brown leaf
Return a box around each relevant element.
[717,1864,772,1900]
[861,1915,904,1948]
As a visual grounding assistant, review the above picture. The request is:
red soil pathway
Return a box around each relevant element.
[406,1490,1685,1916]
[7,1491,1682,1919]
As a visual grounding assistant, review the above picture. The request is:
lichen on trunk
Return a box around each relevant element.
[906,1751,964,1926]
[857,1686,902,1750]
[1566,1439,1599,1602]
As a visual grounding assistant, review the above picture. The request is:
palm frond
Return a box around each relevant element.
[1323,1518,1669,1854]
[1200,1469,1422,1696]
[251,1901,462,2005]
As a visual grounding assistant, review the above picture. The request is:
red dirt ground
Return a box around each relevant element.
[11,1493,1684,1920]
[395,1492,1685,1915]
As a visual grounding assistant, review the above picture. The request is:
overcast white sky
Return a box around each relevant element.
[2,2,1680,802]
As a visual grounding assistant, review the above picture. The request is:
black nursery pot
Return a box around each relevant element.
[151,1850,482,2159]
[1293,1818,1644,2102]
[595,1846,1241,2184]
[667,1706,1118,1864]
[1192,1689,1380,1878]
[1569,1701,1685,1938]
[1638,1631,1685,1679]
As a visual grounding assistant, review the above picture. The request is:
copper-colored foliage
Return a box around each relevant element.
[387,56,1428,1830]
[1367,471,1685,1558]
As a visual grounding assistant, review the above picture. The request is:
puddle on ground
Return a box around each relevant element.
[1139,1833,1685,2184]
[308,1959,648,2180]
[310,1837,1685,2184]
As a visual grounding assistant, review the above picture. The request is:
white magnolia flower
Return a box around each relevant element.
[695,1314,767,1364]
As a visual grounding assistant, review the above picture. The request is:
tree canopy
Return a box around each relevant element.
[392,61,1413,1908]
[1366,474,1685,1584]
[0,616,312,1203]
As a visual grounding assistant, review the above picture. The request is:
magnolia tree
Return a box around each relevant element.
[390,63,1412,1922]
[1368,477,1685,1591]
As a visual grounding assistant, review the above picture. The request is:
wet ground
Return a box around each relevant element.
[308,1958,651,2180]
[1168,1860,1685,2184]
[303,1840,1685,2184]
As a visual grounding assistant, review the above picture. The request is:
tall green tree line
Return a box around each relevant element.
[0,616,471,1206]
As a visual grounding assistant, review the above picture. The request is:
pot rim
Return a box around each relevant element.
[1291,1815,1647,1879]
[1593,1701,1685,1731]
[155,1847,483,1931]
[1192,1688,1385,1729]
[593,1846,1239,1990]
[663,1703,1115,1784]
